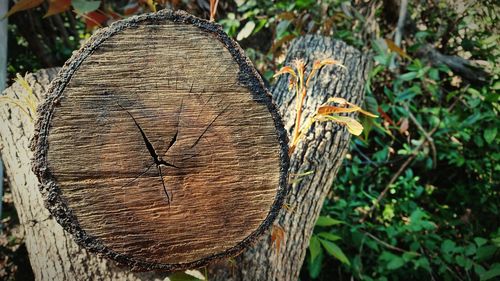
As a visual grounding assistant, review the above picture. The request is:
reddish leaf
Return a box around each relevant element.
[122,2,139,16]
[2,0,44,18]
[83,11,108,29]
[44,0,71,18]
[317,105,359,115]
[378,107,395,126]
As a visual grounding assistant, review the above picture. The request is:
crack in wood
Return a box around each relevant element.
[116,103,178,204]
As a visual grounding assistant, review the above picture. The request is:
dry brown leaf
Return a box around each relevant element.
[2,0,44,18]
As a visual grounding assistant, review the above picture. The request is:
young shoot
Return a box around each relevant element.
[274,58,377,154]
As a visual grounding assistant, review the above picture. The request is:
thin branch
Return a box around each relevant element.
[362,230,419,255]
[389,0,408,70]
[406,106,437,167]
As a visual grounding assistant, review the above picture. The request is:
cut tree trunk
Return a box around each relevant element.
[0,36,370,281]
[210,35,371,281]
[31,10,288,272]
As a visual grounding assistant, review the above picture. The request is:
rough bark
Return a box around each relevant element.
[0,35,370,280]
[32,10,288,271]
[0,0,6,90]
[210,35,371,280]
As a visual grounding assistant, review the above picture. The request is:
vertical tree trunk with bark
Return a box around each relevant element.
[210,35,371,280]
[0,35,370,280]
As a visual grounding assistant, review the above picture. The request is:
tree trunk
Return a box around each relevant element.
[210,35,371,280]
[0,35,370,280]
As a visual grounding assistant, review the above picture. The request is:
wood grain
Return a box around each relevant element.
[32,10,288,271]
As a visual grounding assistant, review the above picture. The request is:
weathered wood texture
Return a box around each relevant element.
[210,35,371,280]
[32,10,288,271]
[0,69,166,280]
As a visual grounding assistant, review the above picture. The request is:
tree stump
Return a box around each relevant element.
[32,10,288,271]
[0,35,370,281]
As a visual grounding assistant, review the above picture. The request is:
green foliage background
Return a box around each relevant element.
[3,0,499,280]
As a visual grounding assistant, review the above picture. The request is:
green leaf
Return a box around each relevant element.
[319,239,350,265]
[309,235,322,264]
[399,72,418,81]
[476,245,498,262]
[492,236,500,247]
[475,237,489,247]
[317,232,341,241]
[480,264,500,281]
[484,127,497,144]
[72,0,100,14]
[441,239,457,254]
[308,250,324,279]
[414,257,431,271]
[315,216,343,227]
[387,256,405,270]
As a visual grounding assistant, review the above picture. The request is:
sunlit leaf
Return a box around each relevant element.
[72,0,100,14]
[343,100,378,118]
[2,0,44,18]
[325,97,348,105]
[273,66,297,79]
[326,115,364,136]
[357,107,378,118]
[385,38,412,60]
[145,0,156,12]
[312,58,346,70]
[44,0,71,17]
[236,21,255,41]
